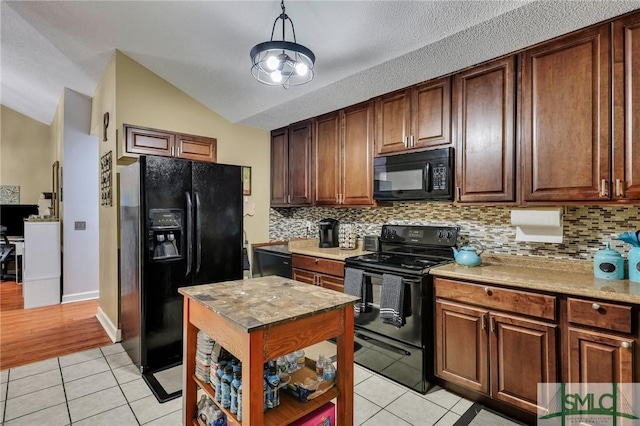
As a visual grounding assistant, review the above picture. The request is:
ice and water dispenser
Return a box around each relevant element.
[148,209,183,261]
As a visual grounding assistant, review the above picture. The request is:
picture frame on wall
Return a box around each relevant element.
[242,166,251,196]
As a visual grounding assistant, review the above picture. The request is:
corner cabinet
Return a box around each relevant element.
[613,12,640,201]
[270,121,313,207]
[454,56,516,204]
[434,278,558,414]
[124,124,217,163]
[314,102,375,206]
[521,24,611,202]
[375,77,452,155]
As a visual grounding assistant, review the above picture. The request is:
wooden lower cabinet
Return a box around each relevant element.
[568,327,634,383]
[434,277,559,415]
[490,313,557,413]
[291,254,345,292]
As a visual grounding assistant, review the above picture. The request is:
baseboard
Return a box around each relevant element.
[96,306,122,343]
[62,290,99,304]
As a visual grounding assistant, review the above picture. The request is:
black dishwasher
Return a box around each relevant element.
[251,244,291,278]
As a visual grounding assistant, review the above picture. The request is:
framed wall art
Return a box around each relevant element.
[242,166,251,196]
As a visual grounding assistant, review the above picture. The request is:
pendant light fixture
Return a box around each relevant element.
[250,0,315,88]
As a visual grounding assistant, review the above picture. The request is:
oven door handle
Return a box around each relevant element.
[361,270,422,284]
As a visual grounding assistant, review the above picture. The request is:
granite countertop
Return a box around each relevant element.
[178,275,359,331]
[430,254,640,304]
[253,244,291,255]
[287,239,372,261]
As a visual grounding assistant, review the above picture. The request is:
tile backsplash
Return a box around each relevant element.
[269,204,639,261]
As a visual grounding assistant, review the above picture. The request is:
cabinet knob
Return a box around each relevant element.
[315,259,319,264]
[483,286,490,295]
[592,303,601,311]
[622,341,632,349]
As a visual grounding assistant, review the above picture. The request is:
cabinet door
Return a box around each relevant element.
[288,121,313,206]
[314,112,341,205]
[454,57,516,203]
[375,90,411,155]
[490,313,557,413]
[342,101,375,206]
[318,274,344,292]
[292,268,317,285]
[176,134,217,163]
[613,12,640,200]
[522,24,611,201]
[411,77,451,150]
[270,127,289,206]
[435,300,489,394]
[125,125,174,157]
[568,327,634,383]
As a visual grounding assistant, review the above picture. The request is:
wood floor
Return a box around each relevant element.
[0,280,112,370]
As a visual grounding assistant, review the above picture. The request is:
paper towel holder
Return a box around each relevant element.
[510,207,563,243]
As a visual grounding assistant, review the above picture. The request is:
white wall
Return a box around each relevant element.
[62,88,99,303]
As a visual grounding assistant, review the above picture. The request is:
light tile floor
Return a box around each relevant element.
[0,342,519,426]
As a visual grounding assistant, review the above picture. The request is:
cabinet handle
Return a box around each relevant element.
[622,341,632,349]
[616,179,624,197]
[481,314,486,330]
[592,303,600,311]
[403,136,408,148]
[410,135,415,148]
[287,195,291,204]
[600,179,608,198]
[456,187,461,202]
[171,146,175,156]
[490,316,496,333]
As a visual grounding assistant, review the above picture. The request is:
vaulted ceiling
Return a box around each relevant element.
[2,1,639,130]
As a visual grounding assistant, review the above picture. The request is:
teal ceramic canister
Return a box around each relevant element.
[629,247,640,283]
[594,243,625,280]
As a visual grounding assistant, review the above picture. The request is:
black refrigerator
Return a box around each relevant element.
[120,156,242,399]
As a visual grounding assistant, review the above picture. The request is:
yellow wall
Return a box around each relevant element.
[90,56,118,328]
[92,51,270,330]
[0,106,53,204]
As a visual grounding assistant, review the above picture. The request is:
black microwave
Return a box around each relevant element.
[373,147,454,201]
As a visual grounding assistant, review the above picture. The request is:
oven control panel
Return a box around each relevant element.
[381,224,459,247]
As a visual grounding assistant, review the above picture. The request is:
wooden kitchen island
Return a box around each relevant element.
[179,275,358,426]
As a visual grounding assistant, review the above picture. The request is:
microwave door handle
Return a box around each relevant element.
[424,163,431,192]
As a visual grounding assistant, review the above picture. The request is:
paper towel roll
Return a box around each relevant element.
[510,208,563,243]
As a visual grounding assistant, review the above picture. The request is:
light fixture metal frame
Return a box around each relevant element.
[250,0,315,88]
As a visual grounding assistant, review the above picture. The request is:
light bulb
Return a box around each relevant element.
[266,56,279,70]
[294,62,308,76]
[271,70,282,83]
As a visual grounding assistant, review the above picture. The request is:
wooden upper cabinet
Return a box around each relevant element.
[314,112,341,205]
[270,127,288,206]
[376,78,452,155]
[125,125,174,157]
[375,89,411,155]
[613,12,640,200]
[176,134,217,163]
[124,124,217,163]
[341,102,374,206]
[454,56,516,203]
[313,102,375,207]
[287,121,313,206]
[521,24,611,202]
[412,78,452,150]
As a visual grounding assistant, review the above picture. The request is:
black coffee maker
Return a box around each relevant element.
[318,218,339,248]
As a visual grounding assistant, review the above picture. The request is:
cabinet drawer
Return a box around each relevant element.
[434,278,556,321]
[567,297,632,334]
[292,254,344,277]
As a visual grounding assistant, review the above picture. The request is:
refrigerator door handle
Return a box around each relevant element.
[195,192,202,275]
[186,191,193,277]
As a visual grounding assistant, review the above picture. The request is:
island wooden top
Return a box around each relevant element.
[430,254,640,304]
[178,275,359,332]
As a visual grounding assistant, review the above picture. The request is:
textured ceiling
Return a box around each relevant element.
[2,1,640,130]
